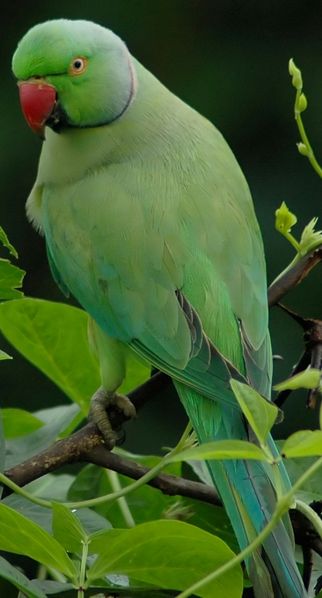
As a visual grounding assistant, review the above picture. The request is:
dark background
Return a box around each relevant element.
[1,0,322,450]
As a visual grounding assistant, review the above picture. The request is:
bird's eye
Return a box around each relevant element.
[69,57,88,75]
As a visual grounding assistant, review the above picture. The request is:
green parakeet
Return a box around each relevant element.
[12,19,307,597]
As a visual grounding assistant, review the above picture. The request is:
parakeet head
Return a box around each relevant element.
[12,19,137,136]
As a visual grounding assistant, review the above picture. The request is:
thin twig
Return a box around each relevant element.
[268,247,322,307]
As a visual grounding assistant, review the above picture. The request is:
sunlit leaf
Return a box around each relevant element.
[274,368,321,392]
[169,439,268,463]
[0,299,99,411]
[275,201,297,234]
[230,379,278,444]
[281,430,322,458]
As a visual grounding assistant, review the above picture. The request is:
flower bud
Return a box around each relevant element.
[298,93,308,112]
[297,142,309,156]
[288,58,303,90]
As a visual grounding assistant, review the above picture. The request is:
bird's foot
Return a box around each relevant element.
[88,387,136,449]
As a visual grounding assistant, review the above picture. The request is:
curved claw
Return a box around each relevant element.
[88,387,136,448]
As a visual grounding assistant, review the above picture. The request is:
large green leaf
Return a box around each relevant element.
[230,379,278,444]
[169,439,268,463]
[281,430,322,458]
[87,520,243,597]
[0,298,99,410]
[0,503,76,579]
[0,555,46,598]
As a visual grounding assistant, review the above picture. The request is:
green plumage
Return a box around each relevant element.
[13,20,306,597]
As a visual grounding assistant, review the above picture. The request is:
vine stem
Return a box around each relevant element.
[295,499,322,539]
[106,469,135,527]
[176,456,322,598]
[294,87,322,178]
[0,455,172,510]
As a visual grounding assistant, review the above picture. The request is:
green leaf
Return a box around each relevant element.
[87,520,242,597]
[275,201,297,234]
[274,368,321,391]
[76,508,112,536]
[52,503,87,553]
[183,499,238,552]
[0,503,77,579]
[169,439,268,462]
[299,217,322,255]
[281,430,322,458]
[3,495,53,533]
[0,555,46,598]
[2,408,43,439]
[0,298,100,411]
[5,404,80,469]
[230,379,278,444]
[0,349,11,360]
[0,260,24,300]
[3,475,75,533]
[0,227,18,258]
[278,449,322,503]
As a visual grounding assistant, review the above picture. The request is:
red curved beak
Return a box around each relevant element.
[18,80,56,138]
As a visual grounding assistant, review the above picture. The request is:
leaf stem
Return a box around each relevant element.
[77,539,89,598]
[0,472,52,508]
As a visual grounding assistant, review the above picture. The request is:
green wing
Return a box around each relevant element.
[41,113,270,399]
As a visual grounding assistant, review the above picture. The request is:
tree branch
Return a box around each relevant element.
[268,247,322,307]
[5,423,221,506]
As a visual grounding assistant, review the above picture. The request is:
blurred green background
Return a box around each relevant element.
[1,0,322,450]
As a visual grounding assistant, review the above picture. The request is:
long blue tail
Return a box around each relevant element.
[176,383,307,598]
